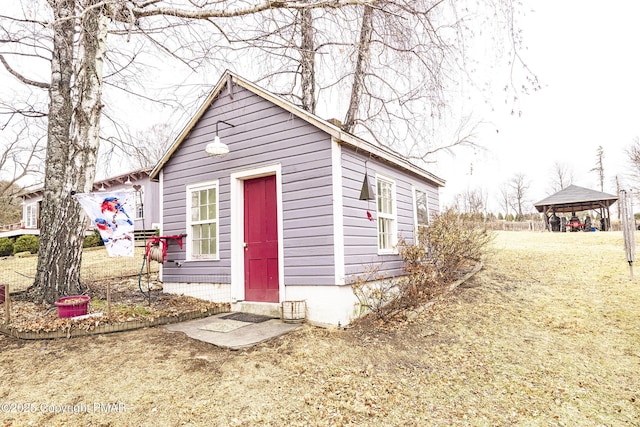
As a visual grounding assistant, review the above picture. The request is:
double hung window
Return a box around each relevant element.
[187,181,219,260]
[376,176,397,253]
[414,188,429,244]
[25,203,38,228]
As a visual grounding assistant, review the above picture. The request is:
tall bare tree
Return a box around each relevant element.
[549,161,573,193]
[626,137,640,186]
[591,145,605,192]
[498,183,511,219]
[1,0,374,303]
[1,0,533,303]
[342,4,374,133]
[508,173,529,220]
[216,1,535,157]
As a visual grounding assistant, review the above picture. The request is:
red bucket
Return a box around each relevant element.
[55,295,90,318]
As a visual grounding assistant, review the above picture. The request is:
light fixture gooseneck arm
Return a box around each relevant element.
[205,120,236,157]
[215,120,236,135]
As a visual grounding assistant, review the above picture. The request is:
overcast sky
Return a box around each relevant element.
[434,0,640,212]
[1,1,637,215]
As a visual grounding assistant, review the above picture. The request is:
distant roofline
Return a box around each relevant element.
[533,184,618,213]
[19,167,152,199]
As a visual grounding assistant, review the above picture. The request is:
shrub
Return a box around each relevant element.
[0,237,14,257]
[351,265,399,319]
[13,235,39,255]
[83,230,105,248]
[399,209,493,283]
[353,209,493,322]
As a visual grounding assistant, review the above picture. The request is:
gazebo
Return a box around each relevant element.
[534,185,618,231]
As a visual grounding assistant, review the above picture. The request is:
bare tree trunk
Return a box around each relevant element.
[34,0,108,304]
[509,173,529,221]
[591,145,605,192]
[0,0,533,303]
[343,4,373,133]
[300,8,316,113]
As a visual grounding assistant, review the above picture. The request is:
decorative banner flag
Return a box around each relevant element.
[74,191,135,257]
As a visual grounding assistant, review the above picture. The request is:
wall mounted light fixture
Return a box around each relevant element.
[359,160,375,201]
[205,120,236,157]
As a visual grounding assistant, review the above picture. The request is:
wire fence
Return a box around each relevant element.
[162,275,231,303]
[0,246,159,293]
[483,221,547,232]
[478,220,627,232]
[0,246,231,309]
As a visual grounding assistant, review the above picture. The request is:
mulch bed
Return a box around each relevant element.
[0,277,228,339]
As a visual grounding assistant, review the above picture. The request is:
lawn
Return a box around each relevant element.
[0,231,638,426]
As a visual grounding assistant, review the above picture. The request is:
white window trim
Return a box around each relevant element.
[412,186,430,241]
[185,180,220,261]
[376,174,398,255]
[134,185,144,220]
[25,202,38,229]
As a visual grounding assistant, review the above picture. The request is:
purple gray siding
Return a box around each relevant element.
[341,146,440,281]
[161,83,337,285]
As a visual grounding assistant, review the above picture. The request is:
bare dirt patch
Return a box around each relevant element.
[1,231,639,426]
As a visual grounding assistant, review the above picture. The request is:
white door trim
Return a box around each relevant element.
[229,164,284,302]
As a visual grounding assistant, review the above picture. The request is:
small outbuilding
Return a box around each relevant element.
[534,184,618,231]
[150,70,445,327]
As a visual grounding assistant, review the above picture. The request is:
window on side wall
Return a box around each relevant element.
[25,203,38,228]
[186,181,219,260]
[376,175,397,253]
[413,188,429,245]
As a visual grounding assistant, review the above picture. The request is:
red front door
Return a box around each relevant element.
[244,175,279,302]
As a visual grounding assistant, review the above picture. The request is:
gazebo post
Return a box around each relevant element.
[543,207,551,231]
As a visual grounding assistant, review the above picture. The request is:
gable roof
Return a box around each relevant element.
[150,70,445,187]
[533,184,618,213]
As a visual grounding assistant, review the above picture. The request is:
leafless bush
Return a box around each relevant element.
[351,265,399,319]
[400,209,493,283]
[353,209,493,322]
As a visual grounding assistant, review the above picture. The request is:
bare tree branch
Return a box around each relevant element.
[0,119,46,197]
[0,54,49,88]
[130,0,378,20]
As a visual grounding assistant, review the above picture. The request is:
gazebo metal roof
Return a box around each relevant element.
[534,184,618,213]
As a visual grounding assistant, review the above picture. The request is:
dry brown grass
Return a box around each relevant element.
[0,231,639,426]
